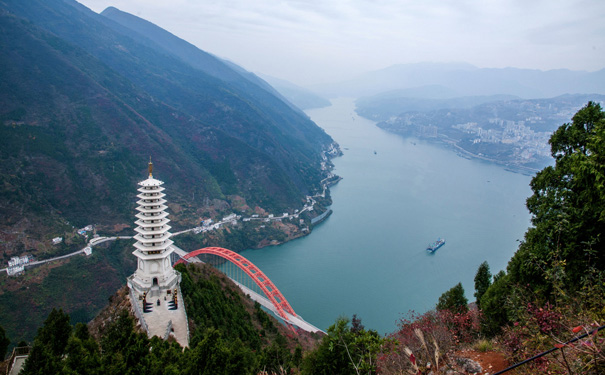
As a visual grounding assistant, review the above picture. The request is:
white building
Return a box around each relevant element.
[52,237,63,245]
[8,255,33,268]
[7,265,24,276]
[222,213,236,222]
[126,161,188,347]
[127,162,180,296]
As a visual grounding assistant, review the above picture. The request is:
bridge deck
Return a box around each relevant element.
[234,281,325,334]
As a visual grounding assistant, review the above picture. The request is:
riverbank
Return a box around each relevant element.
[240,97,533,335]
[439,136,541,176]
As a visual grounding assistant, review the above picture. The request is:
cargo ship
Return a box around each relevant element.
[426,238,445,252]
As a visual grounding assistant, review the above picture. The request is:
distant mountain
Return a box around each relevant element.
[260,74,331,110]
[356,91,519,122]
[312,62,605,98]
[0,0,335,248]
[100,7,298,111]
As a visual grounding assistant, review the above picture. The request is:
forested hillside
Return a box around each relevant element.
[0,0,335,257]
[8,263,319,375]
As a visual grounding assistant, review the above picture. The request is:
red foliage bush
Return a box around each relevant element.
[378,309,481,374]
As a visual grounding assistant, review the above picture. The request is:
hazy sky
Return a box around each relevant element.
[78,0,604,86]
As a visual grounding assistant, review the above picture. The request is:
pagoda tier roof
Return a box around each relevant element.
[135,217,170,227]
[137,186,165,195]
[133,239,174,253]
[132,247,175,261]
[134,225,171,235]
[138,178,164,187]
[134,232,172,244]
[136,198,167,206]
[135,211,169,221]
[136,191,165,200]
[135,205,168,214]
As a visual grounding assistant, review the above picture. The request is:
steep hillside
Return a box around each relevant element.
[0,240,136,344]
[9,262,319,374]
[0,0,336,254]
[260,74,331,110]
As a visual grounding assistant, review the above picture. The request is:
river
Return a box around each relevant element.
[240,97,533,335]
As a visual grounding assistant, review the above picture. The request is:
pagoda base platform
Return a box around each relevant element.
[128,281,189,347]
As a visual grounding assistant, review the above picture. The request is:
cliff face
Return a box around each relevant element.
[0,0,334,247]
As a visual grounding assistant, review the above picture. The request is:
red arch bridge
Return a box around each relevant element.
[171,245,324,334]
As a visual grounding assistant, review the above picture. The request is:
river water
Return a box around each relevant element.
[240,97,533,335]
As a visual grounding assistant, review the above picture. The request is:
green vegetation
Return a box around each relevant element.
[0,240,135,344]
[173,222,289,253]
[481,101,605,325]
[436,282,468,313]
[0,325,9,360]
[301,316,387,375]
[17,263,311,375]
[473,339,494,352]
[0,0,334,262]
[473,261,491,309]
[475,102,605,372]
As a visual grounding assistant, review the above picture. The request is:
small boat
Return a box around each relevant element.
[426,238,445,252]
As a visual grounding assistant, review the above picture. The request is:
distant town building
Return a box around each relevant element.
[222,214,236,222]
[52,237,63,245]
[7,265,24,276]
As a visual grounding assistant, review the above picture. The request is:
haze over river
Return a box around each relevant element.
[241,97,533,335]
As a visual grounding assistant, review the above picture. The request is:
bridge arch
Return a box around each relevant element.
[175,247,296,322]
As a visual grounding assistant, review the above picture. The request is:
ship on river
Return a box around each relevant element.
[427,238,445,252]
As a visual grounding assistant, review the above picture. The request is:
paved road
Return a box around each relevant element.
[1,236,132,273]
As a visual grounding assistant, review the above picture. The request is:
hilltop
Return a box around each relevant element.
[5,262,321,374]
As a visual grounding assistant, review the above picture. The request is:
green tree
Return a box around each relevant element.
[21,308,72,375]
[20,341,61,375]
[302,316,386,375]
[62,324,101,375]
[436,282,468,313]
[0,324,9,360]
[479,271,512,336]
[182,328,253,375]
[508,101,605,294]
[474,261,492,309]
[36,308,72,357]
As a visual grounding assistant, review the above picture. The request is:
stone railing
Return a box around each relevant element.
[127,281,150,336]
[163,320,173,341]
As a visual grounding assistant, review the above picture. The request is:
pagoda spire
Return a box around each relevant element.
[148,156,153,178]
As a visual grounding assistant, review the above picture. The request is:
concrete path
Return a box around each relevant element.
[137,286,189,347]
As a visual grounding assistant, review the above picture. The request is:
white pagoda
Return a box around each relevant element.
[127,160,180,296]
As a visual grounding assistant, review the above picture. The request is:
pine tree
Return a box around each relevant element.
[436,282,468,313]
[0,324,9,360]
[474,261,492,308]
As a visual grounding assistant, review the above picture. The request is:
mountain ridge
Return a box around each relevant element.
[312,62,605,98]
[0,0,336,251]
